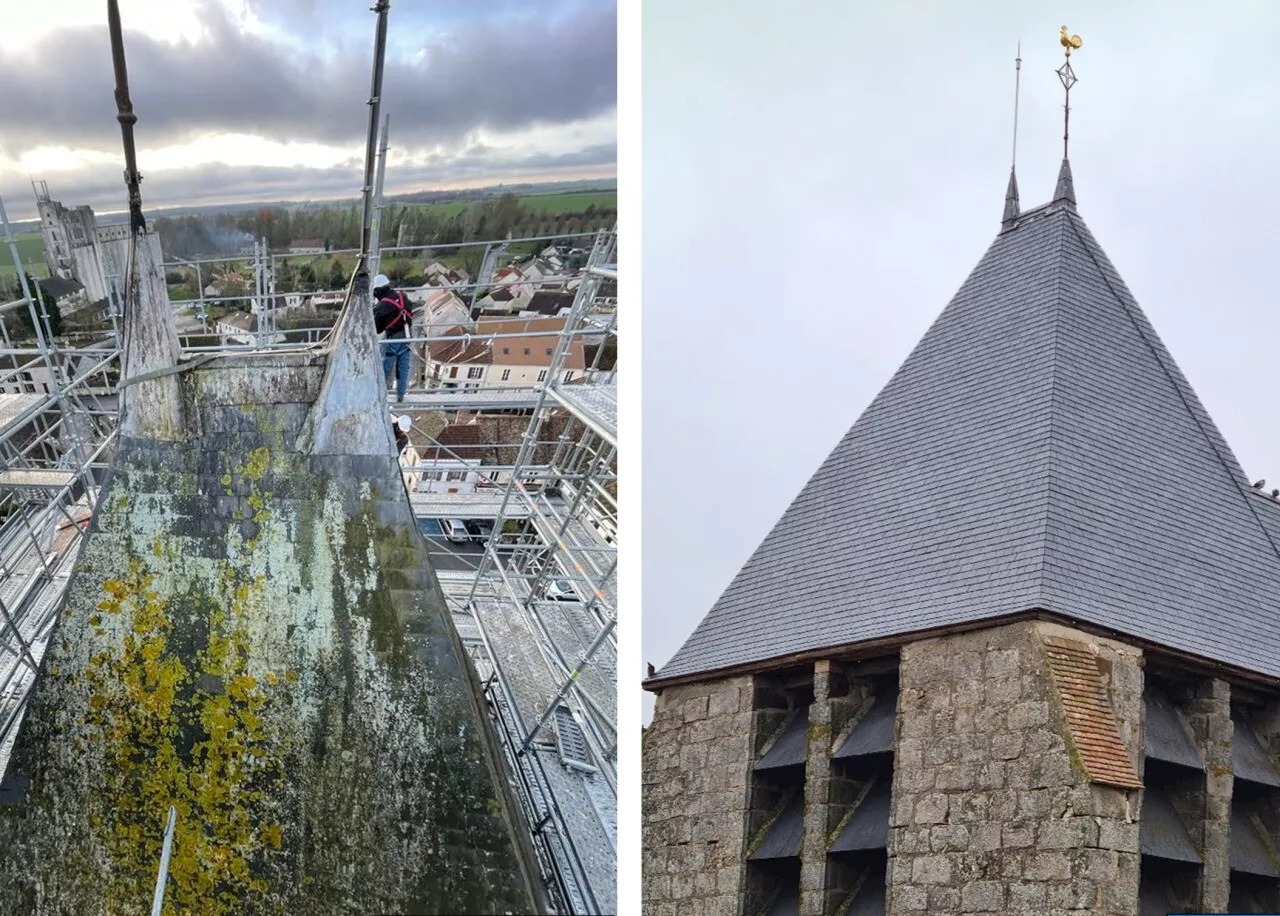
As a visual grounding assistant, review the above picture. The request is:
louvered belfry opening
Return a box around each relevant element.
[740,659,896,916]
[1138,677,1207,914]
[745,669,812,916]
[822,666,895,916]
[1228,698,1280,912]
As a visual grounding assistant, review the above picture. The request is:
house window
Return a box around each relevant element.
[446,471,467,482]
[538,370,547,382]
[502,347,509,355]
[546,348,553,356]
[449,366,458,378]
[501,369,511,381]
[467,366,483,379]
[523,348,531,356]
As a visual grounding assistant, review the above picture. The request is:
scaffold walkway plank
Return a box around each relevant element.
[390,387,540,412]
[410,491,535,519]
[0,393,45,439]
[549,383,616,447]
[0,469,79,490]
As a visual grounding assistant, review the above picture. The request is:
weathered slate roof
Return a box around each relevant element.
[654,167,1280,685]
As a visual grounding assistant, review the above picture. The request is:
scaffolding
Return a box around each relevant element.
[0,195,618,912]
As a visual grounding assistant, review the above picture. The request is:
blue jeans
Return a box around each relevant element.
[382,341,410,400]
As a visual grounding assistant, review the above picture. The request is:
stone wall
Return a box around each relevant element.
[889,620,1144,915]
[642,676,754,916]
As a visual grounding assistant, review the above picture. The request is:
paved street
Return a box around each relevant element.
[418,521,486,572]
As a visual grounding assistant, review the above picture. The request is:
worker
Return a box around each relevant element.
[372,273,413,403]
[394,414,419,493]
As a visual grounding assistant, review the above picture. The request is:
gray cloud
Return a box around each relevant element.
[2,142,615,219]
[0,0,616,154]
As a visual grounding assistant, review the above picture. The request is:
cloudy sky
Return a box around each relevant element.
[0,0,616,221]
[642,1,1280,719]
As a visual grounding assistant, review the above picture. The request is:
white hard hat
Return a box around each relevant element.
[397,415,412,432]
[373,274,390,289]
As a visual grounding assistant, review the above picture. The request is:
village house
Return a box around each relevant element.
[424,317,587,390]
[215,312,284,347]
[417,288,471,335]
[410,420,494,495]
[34,276,91,316]
[309,292,344,309]
[423,262,470,289]
[287,239,325,254]
[517,290,575,320]
[474,281,533,316]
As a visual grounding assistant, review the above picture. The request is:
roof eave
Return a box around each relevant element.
[643,607,1280,698]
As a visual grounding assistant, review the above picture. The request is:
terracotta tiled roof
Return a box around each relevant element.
[1043,636,1142,790]
[420,423,492,462]
[426,327,490,364]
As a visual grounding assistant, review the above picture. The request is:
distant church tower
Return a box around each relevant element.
[643,74,1280,916]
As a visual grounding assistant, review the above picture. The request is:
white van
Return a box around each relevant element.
[442,518,470,543]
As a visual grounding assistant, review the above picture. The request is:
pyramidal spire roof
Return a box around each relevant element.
[1001,167,1020,229]
[652,170,1280,686]
[1054,157,1077,208]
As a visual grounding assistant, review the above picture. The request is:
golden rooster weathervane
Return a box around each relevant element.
[1060,25,1082,57]
[1057,26,1083,158]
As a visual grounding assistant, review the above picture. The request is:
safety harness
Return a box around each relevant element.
[380,291,412,333]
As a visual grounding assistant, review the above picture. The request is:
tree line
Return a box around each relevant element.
[154,191,616,260]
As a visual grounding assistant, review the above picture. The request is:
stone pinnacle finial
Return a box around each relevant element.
[1053,158,1077,209]
[1002,167,1021,230]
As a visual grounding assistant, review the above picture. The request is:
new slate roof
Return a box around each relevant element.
[653,164,1280,685]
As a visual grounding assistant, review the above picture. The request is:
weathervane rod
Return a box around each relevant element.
[1057,26,1082,159]
[106,0,146,234]
[1012,40,1022,169]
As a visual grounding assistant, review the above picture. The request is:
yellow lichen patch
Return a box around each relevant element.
[261,823,283,850]
[79,554,290,915]
[243,446,271,482]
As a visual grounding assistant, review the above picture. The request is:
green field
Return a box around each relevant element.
[519,191,616,214]
[407,190,616,219]
[0,231,47,277]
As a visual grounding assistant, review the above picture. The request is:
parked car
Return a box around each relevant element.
[441,518,470,543]
[546,579,581,602]
[465,520,494,542]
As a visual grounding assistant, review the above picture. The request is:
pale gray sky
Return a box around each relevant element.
[641,1,1280,720]
[1,0,615,219]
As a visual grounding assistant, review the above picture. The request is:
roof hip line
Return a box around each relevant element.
[1062,213,1280,567]
[1038,215,1069,604]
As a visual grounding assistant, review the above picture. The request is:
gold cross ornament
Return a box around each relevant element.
[1060,25,1082,57]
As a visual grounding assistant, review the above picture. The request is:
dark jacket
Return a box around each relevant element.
[373,288,413,340]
